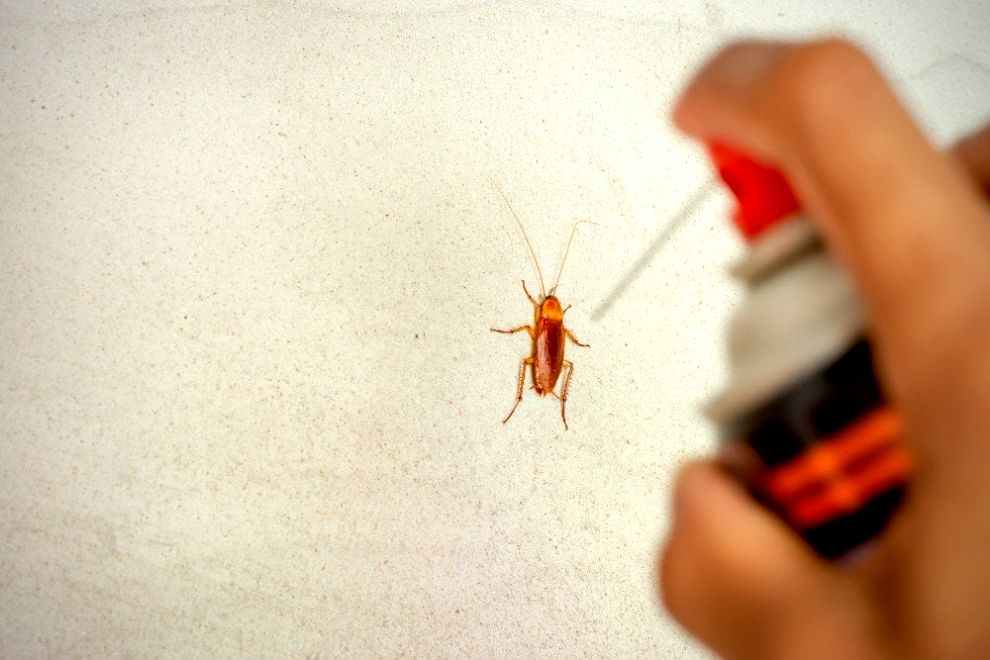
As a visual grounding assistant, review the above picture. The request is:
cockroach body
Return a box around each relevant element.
[490,182,591,430]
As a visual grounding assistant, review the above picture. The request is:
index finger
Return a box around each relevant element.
[673,39,990,410]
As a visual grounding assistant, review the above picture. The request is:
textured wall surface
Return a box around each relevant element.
[1,1,988,656]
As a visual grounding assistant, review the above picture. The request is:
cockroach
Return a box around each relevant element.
[490,182,592,430]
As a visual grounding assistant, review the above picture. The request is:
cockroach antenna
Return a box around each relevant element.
[550,221,597,296]
[491,179,546,299]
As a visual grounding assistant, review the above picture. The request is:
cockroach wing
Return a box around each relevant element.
[533,318,565,394]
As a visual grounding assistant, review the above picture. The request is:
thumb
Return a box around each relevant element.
[660,462,883,659]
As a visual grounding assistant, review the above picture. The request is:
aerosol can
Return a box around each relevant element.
[705,143,913,558]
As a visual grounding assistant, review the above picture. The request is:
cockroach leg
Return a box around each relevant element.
[559,359,574,430]
[491,324,534,338]
[503,356,534,424]
[521,280,539,306]
[565,329,589,348]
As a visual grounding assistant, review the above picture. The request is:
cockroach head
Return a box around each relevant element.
[541,296,563,321]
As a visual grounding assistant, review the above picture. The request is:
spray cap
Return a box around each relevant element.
[708,142,802,241]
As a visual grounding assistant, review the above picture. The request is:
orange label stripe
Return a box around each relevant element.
[790,445,912,528]
[763,408,912,529]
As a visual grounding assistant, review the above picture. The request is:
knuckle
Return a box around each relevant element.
[770,38,878,134]
[776,38,871,94]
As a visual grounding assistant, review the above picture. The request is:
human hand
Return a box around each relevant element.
[660,39,990,659]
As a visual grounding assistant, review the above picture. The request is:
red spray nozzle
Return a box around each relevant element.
[707,142,802,241]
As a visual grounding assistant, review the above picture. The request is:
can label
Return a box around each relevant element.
[763,408,911,528]
[725,339,912,557]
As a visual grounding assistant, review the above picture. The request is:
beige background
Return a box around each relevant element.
[1,1,988,656]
